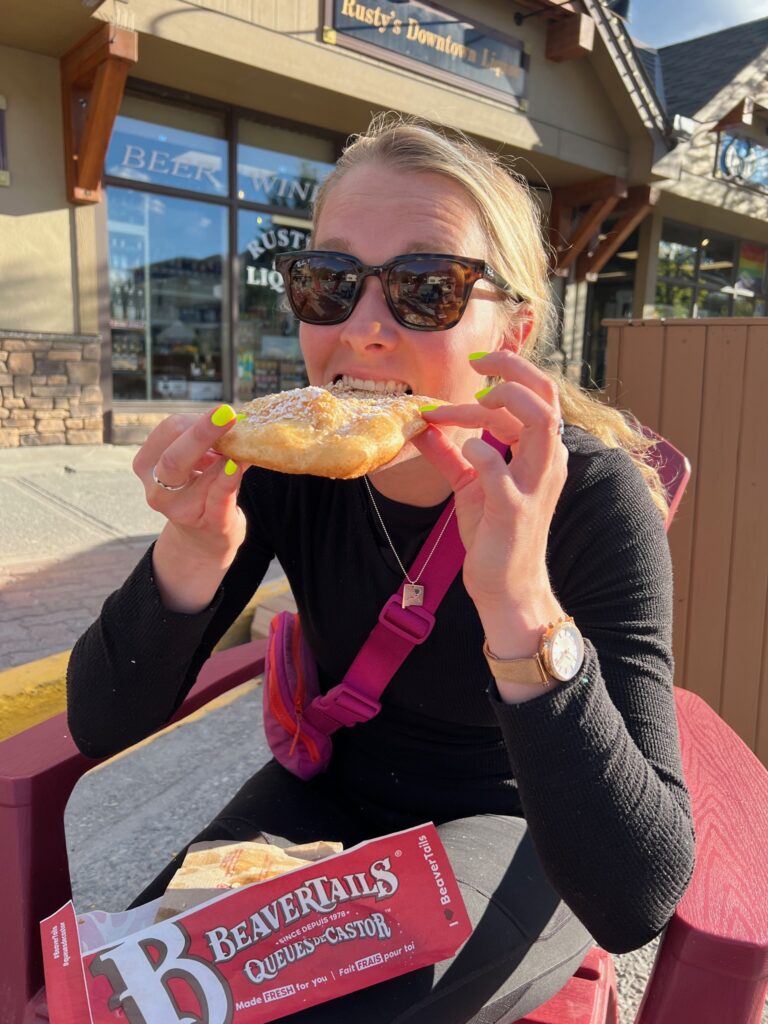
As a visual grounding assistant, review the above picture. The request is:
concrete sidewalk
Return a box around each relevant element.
[0,444,163,671]
[0,443,288,736]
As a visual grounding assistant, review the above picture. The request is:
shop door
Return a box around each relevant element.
[580,229,638,389]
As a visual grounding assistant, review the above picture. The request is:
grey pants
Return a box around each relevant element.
[132,759,593,1024]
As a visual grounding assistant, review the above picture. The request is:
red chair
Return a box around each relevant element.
[642,428,692,526]
[2,435,768,1024]
[0,640,268,1024]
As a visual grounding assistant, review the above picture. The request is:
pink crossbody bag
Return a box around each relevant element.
[263,432,507,779]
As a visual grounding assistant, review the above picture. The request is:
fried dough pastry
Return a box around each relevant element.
[155,839,343,921]
[213,382,441,479]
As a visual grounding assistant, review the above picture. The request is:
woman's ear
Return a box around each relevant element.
[501,305,534,354]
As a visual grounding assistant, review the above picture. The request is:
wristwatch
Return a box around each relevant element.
[483,617,585,687]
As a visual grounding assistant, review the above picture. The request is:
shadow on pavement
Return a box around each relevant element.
[0,535,156,672]
[66,675,271,913]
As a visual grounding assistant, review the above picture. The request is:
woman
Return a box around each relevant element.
[67,115,694,1023]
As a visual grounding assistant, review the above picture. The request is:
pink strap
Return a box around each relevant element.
[305,431,508,733]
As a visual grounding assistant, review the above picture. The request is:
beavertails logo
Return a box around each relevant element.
[87,858,399,1024]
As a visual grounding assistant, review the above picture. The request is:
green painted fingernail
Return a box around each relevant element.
[419,403,440,412]
[211,404,237,427]
[474,386,493,400]
[236,413,248,421]
[469,351,489,361]
[224,459,238,476]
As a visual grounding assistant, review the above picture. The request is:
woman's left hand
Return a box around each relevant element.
[411,350,568,649]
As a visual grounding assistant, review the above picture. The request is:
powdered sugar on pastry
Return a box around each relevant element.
[213,382,442,478]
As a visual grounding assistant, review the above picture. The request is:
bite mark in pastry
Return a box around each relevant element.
[213,381,441,478]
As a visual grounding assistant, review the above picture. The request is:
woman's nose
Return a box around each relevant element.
[340,276,398,348]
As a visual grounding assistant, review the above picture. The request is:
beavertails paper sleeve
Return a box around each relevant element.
[40,824,471,1024]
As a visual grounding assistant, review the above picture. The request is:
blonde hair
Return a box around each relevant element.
[312,114,667,519]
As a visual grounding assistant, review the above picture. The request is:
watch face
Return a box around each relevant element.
[546,621,584,682]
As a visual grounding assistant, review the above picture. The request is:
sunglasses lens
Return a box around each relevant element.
[279,253,477,331]
[285,255,358,324]
[388,259,469,329]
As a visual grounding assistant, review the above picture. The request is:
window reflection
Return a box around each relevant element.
[108,188,228,400]
[734,241,767,314]
[657,222,700,283]
[104,93,340,403]
[106,96,228,198]
[653,223,767,318]
[655,282,693,319]
[237,211,309,402]
[698,236,735,294]
[694,289,730,318]
[237,121,335,213]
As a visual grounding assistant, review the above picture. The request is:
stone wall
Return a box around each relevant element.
[0,331,103,447]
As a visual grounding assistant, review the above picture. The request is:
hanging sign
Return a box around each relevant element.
[324,0,529,107]
[717,132,768,192]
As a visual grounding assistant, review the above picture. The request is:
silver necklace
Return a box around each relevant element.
[363,476,456,609]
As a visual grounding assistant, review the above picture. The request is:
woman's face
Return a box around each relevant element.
[300,163,511,413]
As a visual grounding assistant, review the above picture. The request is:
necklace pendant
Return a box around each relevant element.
[402,584,425,608]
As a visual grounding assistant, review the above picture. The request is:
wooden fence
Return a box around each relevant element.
[603,318,768,766]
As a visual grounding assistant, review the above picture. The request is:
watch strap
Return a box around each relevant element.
[482,640,551,687]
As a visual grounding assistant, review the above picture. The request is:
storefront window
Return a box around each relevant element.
[698,236,734,289]
[657,223,699,282]
[106,96,228,198]
[654,222,766,318]
[233,124,334,399]
[107,187,228,400]
[104,91,339,403]
[237,121,335,214]
[237,211,311,402]
[695,289,730,318]
[654,283,694,319]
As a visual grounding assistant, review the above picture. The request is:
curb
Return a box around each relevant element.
[0,651,72,742]
[0,575,295,742]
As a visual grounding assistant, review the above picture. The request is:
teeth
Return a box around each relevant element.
[339,375,411,395]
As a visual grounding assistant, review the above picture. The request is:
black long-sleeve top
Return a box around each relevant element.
[67,426,695,953]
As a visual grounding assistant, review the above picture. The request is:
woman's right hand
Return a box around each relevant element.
[132,404,247,612]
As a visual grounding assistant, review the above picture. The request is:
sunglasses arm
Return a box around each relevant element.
[483,264,519,299]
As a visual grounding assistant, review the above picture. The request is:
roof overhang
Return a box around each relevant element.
[507,0,676,169]
[579,0,675,161]
[0,0,103,57]
[713,97,768,134]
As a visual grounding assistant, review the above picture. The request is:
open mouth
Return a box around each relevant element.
[331,374,413,396]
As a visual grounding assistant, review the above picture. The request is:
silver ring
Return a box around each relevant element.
[152,464,191,492]
[552,417,565,438]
